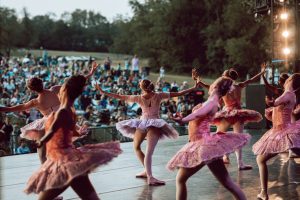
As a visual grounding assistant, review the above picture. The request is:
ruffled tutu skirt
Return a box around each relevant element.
[116,118,179,140]
[24,141,122,194]
[213,108,263,125]
[253,122,300,155]
[20,118,46,141]
[167,132,251,170]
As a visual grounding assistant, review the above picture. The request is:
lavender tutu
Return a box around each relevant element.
[213,108,262,125]
[24,142,122,194]
[253,122,300,155]
[20,118,47,141]
[167,132,251,170]
[116,118,179,139]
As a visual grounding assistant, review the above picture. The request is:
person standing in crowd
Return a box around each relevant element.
[16,139,31,154]
[131,55,140,75]
[104,56,111,71]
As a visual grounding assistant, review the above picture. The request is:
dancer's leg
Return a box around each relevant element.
[38,186,68,200]
[176,164,204,200]
[233,122,251,170]
[256,153,277,199]
[37,145,47,164]
[144,127,163,185]
[133,129,147,177]
[208,159,246,200]
[217,120,231,163]
[70,175,100,200]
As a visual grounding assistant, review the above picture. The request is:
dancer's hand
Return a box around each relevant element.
[192,68,200,81]
[260,62,267,73]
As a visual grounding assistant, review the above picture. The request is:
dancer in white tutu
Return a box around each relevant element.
[0,62,98,163]
[96,79,199,185]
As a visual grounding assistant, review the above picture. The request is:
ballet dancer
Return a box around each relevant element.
[195,67,264,170]
[253,73,300,200]
[96,79,199,186]
[0,62,98,163]
[167,76,250,200]
[24,75,122,200]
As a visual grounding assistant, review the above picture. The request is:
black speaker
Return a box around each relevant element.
[245,84,266,129]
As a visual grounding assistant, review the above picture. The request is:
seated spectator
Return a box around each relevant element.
[16,139,30,154]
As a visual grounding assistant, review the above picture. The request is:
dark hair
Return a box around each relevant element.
[213,77,233,97]
[224,68,238,80]
[290,73,300,104]
[64,75,86,101]
[27,77,44,93]
[280,73,289,82]
[140,79,154,92]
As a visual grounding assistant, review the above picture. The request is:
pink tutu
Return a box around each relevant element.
[213,108,262,125]
[253,122,300,155]
[167,132,251,170]
[24,142,122,194]
[116,118,179,139]
[20,118,46,141]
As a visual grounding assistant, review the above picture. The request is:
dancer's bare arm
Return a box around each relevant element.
[169,80,200,98]
[262,75,281,95]
[239,64,266,88]
[182,102,215,122]
[85,61,99,80]
[95,84,128,101]
[0,99,38,113]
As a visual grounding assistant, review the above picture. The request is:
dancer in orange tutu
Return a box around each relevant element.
[195,66,264,170]
[253,73,300,200]
[0,62,98,163]
[167,77,250,200]
[24,75,121,200]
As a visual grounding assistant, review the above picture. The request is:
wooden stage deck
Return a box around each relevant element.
[1,131,300,200]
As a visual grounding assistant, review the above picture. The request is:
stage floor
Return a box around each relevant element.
[1,130,300,200]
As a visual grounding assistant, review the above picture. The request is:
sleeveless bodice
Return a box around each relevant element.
[223,85,242,109]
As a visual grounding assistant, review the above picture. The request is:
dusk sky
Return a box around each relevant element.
[1,0,143,21]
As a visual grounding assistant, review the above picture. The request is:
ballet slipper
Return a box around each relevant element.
[147,177,165,186]
[238,164,252,171]
[53,196,63,200]
[135,171,147,178]
[223,155,230,164]
[257,189,268,200]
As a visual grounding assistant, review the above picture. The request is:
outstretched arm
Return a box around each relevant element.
[239,64,266,88]
[169,80,199,98]
[95,84,128,101]
[0,99,38,113]
[85,61,99,80]
[262,75,281,95]
[182,101,215,122]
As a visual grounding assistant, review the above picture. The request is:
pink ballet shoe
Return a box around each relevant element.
[239,164,252,171]
[136,171,147,179]
[148,177,165,186]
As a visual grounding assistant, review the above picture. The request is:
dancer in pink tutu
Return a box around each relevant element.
[195,67,264,170]
[96,79,199,186]
[24,75,122,200]
[167,77,250,200]
[253,73,300,200]
[0,62,98,163]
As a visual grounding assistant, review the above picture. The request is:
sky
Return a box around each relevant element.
[0,0,142,21]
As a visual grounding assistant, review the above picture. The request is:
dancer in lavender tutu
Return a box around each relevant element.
[253,73,300,200]
[167,76,249,200]
[196,66,264,170]
[96,79,199,186]
[0,62,98,163]
[24,75,122,200]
